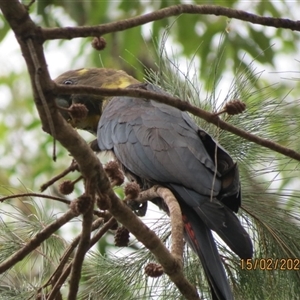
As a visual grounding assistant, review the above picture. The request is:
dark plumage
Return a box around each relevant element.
[55,68,253,300]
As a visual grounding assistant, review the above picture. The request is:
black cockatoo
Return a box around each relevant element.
[55,68,253,300]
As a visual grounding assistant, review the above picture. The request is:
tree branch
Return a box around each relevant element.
[42,4,300,40]
[3,1,297,299]
[54,84,300,162]
[40,159,78,192]
[0,192,70,205]
[0,3,199,299]
[0,209,78,273]
[40,217,104,295]
[100,191,199,300]
[133,186,184,263]
[156,187,184,263]
[0,192,107,218]
[68,182,95,300]
[47,217,116,300]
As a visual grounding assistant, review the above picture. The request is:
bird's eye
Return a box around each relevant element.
[63,79,73,85]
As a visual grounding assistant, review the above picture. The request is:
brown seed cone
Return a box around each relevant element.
[91,36,107,51]
[124,182,140,199]
[68,103,88,120]
[114,226,130,247]
[70,194,92,215]
[145,263,164,277]
[224,99,246,115]
[59,180,74,195]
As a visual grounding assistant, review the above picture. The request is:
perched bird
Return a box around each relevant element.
[55,68,253,300]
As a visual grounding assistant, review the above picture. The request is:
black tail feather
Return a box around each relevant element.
[195,201,253,259]
[181,204,234,300]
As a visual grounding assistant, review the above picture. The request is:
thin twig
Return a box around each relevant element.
[0,192,107,218]
[0,192,70,205]
[47,262,72,300]
[26,39,57,161]
[42,4,300,40]
[134,188,157,204]
[24,0,35,10]
[40,160,78,192]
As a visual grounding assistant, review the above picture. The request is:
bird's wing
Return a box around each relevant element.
[97,84,253,299]
[98,83,252,250]
[98,87,221,197]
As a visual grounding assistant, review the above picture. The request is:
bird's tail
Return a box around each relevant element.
[194,200,253,259]
[170,184,253,259]
[181,203,234,300]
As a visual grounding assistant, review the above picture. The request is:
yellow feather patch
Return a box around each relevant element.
[77,69,89,75]
[102,75,139,89]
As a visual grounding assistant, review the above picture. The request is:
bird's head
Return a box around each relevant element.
[54,68,139,134]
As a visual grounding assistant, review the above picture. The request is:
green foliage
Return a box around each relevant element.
[80,249,151,299]
[0,198,68,298]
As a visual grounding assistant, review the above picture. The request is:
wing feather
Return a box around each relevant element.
[97,83,252,300]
